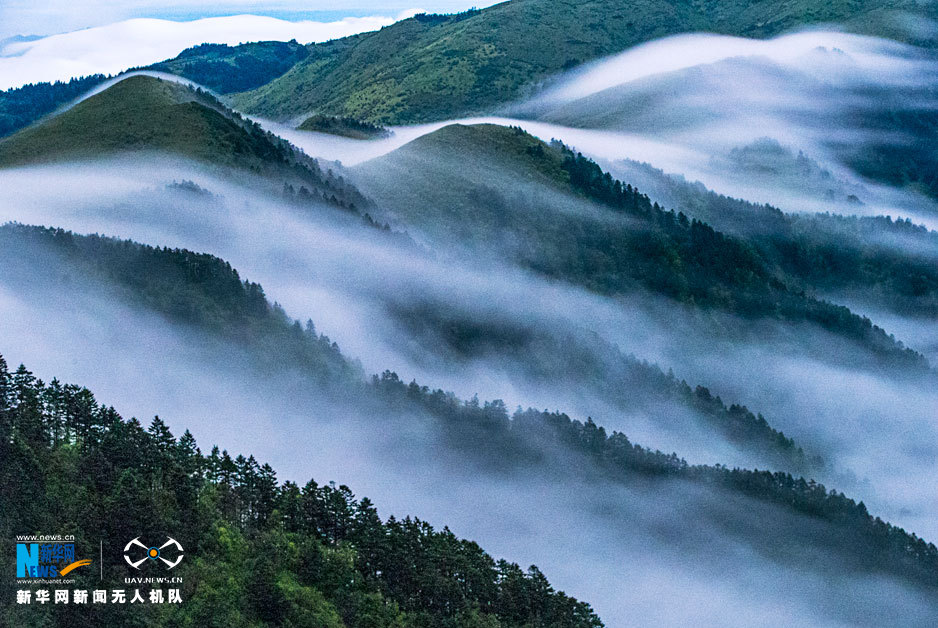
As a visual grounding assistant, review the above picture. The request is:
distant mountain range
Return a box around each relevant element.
[5,0,938,136]
[3,76,935,366]
[1,3,937,624]
[223,0,938,124]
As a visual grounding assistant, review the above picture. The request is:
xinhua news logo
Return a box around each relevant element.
[16,535,91,579]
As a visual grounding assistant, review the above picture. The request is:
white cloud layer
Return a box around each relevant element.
[0,1,491,41]
[0,13,417,90]
[539,31,932,104]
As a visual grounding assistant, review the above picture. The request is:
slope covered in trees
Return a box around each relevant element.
[0,356,601,628]
[1,223,936,610]
[0,223,808,470]
[0,74,110,138]
[355,124,929,368]
[372,371,938,596]
[609,157,938,318]
[3,352,937,620]
[388,297,813,472]
[0,75,368,212]
[147,40,311,95]
[527,50,938,203]
[229,0,938,124]
[835,89,938,200]
[0,224,357,385]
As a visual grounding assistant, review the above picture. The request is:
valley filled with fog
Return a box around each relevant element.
[2,17,937,628]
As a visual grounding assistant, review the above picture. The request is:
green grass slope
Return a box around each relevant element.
[231,0,938,124]
[0,40,307,139]
[0,76,268,166]
[0,75,369,210]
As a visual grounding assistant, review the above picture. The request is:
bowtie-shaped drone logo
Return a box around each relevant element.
[123,537,184,569]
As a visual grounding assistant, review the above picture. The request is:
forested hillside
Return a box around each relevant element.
[2,222,936,602]
[147,40,311,95]
[0,74,110,138]
[2,347,937,625]
[1,1,936,625]
[297,114,391,139]
[356,124,930,368]
[373,371,938,595]
[0,223,810,470]
[609,157,938,318]
[0,224,358,384]
[0,356,602,628]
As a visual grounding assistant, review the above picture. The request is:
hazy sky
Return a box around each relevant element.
[0,15,406,89]
[0,1,498,40]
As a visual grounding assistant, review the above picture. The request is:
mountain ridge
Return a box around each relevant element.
[356,124,933,369]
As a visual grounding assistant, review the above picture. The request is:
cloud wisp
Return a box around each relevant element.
[508,30,938,225]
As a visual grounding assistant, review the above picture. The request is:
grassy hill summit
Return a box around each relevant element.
[0,76,259,166]
[0,75,369,210]
[229,0,937,124]
[369,123,570,186]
